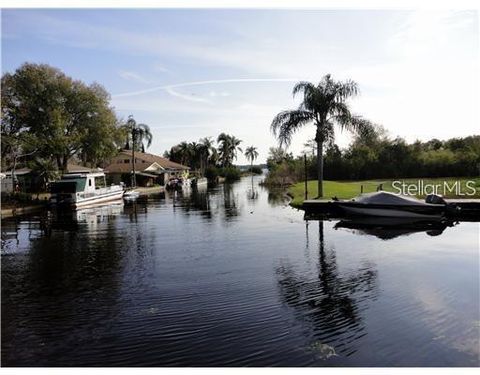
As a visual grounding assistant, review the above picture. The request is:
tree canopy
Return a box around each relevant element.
[1,63,124,171]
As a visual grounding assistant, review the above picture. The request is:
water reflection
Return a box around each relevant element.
[1,206,127,365]
[276,221,378,359]
[334,217,457,240]
[247,178,259,201]
[2,176,478,366]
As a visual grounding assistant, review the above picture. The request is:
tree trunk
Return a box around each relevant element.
[62,156,68,173]
[316,138,324,198]
[132,145,136,188]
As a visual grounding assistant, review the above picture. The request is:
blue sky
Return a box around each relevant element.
[2,9,479,163]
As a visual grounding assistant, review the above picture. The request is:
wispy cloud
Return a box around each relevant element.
[118,70,150,84]
[112,78,300,98]
[164,86,212,104]
[152,63,170,73]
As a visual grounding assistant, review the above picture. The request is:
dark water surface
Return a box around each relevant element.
[2,176,479,366]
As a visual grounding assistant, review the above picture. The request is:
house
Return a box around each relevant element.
[104,150,190,187]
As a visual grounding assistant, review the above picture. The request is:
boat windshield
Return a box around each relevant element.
[51,178,87,194]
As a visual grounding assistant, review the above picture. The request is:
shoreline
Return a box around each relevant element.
[1,203,48,219]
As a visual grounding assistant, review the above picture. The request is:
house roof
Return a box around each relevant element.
[105,150,189,174]
[3,168,32,176]
[65,164,102,173]
[2,164,100,175]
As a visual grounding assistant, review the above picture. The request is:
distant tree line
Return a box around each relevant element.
[164,133,246,182]
[266,129,480,186]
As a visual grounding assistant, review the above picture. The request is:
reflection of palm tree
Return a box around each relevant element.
[275,221,378,357]
[222,183,239,219]
[175,188,213,220]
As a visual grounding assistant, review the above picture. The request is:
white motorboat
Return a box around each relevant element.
[50,171,124,209]
[123,190,140,200]
[332,191,449,218]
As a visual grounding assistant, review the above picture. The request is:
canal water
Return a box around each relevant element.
[1,175,479,366]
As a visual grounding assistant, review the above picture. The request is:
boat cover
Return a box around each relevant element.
[352,191,427,206]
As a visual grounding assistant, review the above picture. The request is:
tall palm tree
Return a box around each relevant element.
[124,116,153,153]
[271,74,373,197]
[124,115,153,187]
[244,146,259,172]
[176,141,191,166]
[217,133,243,167]
[199,137,216,174]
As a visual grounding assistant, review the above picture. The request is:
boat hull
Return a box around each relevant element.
[74,190,124,209]
[52,189,124,209]
[336,203,445,218]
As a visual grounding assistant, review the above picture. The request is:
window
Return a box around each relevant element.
[89,179,92,186]
[94,176,106,189]
[124,159,130,164]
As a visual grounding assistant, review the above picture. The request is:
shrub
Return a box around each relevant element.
[219,166,241,182]
[205,166,219,182]
[249,166,263,175]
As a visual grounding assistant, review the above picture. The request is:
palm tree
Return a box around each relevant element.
[29,157,59,193]
[244,146,259,172]
[198,137,216,174]
[124,115,153,187]
[176,142,191,166]
[217,133,243,167]
[123,116,153,153]
[271,74,373,197]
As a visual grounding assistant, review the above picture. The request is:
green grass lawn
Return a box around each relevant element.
[288,177,480,207]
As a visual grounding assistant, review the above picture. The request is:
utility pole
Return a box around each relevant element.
[304,154,308,200]
[129,115,137,188]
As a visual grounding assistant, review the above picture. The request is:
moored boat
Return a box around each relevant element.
[123,190,140,200]
[332,191,451,218]
[50,171,124,209]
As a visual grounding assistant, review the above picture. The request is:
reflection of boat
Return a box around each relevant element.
[166,177,190,191]
[332,191,449,218]
[123,190,140,200]
[334,217,455,240]
[50,171,124,209]
[51,203,124,230]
